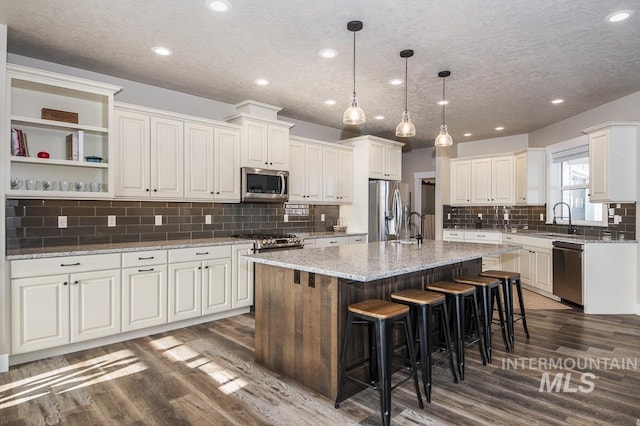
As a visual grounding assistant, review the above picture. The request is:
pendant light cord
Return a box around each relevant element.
[352,31,356,96]
[441,76,446,126]
[404,57,408,112]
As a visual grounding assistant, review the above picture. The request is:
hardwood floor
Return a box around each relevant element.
[1,309,640,425]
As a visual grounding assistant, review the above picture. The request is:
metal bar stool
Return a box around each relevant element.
[480,270,530,348]
[453,275,510,362]
[335,299,423,426]
[425,281,486,380]
[390,289,458,402]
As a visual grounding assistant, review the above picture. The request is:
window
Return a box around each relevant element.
[548,139,606,227]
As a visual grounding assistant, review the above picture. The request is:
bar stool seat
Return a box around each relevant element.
[425,281,486,380]
[390,289,458,402]
[480,270,530,348]
[335,299,423,426]
[453,275,509,362]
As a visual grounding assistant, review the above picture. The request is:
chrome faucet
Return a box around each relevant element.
[409,211,424,243]
[552,202,576,234]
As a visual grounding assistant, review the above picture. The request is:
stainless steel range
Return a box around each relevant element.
[233,233,304,252]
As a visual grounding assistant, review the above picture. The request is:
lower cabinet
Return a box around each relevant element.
[71,269,122,343]
[520,247,552,293]
[232,244,254,309]
[122,264,168,332]
[202,258,232,315]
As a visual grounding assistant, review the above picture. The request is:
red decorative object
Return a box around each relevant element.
[37,151,50,158]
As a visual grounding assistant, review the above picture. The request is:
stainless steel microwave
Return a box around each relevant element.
[241,167,289,203]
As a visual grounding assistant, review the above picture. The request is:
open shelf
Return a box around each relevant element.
[10,156,108,168]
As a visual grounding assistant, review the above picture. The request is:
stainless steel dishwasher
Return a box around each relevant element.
[552,241,583,305]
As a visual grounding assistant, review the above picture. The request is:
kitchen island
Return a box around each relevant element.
[244,240,518,399]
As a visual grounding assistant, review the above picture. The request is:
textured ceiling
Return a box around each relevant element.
[1,1,640,150]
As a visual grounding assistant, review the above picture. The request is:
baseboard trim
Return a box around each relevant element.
[636,304,640,316]
[0,353,8,373]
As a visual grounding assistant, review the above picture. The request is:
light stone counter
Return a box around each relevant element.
[244,240,518,282]
[444,228,636,244]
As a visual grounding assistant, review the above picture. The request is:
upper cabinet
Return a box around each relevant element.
[6,64,121,198]
[451,155,514,206]
[583,122,638,203]
[369,140,402,180]
[514,149,546,205]
[323,146,354,203]
[226,101,294,171]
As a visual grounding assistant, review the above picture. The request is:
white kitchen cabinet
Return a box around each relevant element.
[10,253,121,354]
[499,233,520,272]
[184,121,241,202]
[516,235,553,294]
[369,140,402,180]
[114,105,184,198]
[349,235,368,244]
[168,260,202,322]
[202,258,233,314]
[583,122,638,203]
[323,146,354,203]
[315,236,350,247]
[444,230,502,271]
[471,156,514,205]
[232,244,254,309]
[514,149,546,205]
[450,159,472,205]
[226,115,292,170]
[122,261,168,332]
[6,64,120,199]
[289,138,323,202]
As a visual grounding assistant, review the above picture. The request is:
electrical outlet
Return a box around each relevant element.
[503,213,509,220]
[205,214,212,224]
[284,214,289,222]
[107,215,116,227]
[478,213,482,219]
[58,216,67,229]
[447,213,451,220]
[321,214,325,221]
[539,213,544,221]
[155,215,162,226]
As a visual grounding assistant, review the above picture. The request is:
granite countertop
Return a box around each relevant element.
[444,227,636,244]
[244,240,518,282]
[6,237,254,260]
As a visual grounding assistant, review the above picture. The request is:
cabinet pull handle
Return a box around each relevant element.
[60,262,80,267]
[196,252,209,255]
[138,268,154,272]
[138,256,155,260]
[329,240,338,244]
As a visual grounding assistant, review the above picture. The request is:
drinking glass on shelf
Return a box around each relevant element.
[10,178,23,190]
[26,179,41,190]
[59,180,71,191]
[42,180,56,191]
[90,182,102,192]
[75,181,86,191]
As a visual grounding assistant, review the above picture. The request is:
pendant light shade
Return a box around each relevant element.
[395,49,416,137]
[343,21,365,125]
[434,70,453,147]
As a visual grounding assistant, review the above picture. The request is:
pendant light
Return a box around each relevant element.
[395,49,416,137]
[343,20,366,125]
[434,70,453,147]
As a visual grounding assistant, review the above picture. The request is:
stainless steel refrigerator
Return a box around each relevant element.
[369,180,410,242]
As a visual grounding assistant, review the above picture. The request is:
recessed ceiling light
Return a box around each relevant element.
[464,133,472,137]
[206,0,231,12]
[390,79,403,86]
[374,115,385,120]
[551,99,564,104]
[324,99,337,105]
[438,100,449,106]
[495,126,505,131]
[152,46,172,56]
[319,49,338,59]
[254,78,270,86]
[605,10,634,23]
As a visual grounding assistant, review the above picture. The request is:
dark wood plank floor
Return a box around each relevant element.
[1,308,640,425]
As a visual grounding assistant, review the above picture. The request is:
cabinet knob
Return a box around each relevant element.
[153,189,158,192]
[205,266,209,269]
[216,192,220,194]
[198,266,202,270]
[211,191,214,194]
[146,188,150,192]
[269,162,273,165]
[63,281,68,286]
[74,280,79,285]
[265,162,269,165]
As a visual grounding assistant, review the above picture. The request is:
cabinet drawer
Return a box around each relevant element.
[502,234,519,244]
[122,250,167,267]
[465,231,501,244]
[168,245,231,263]
[443,230,464,241]
[315,237,349,248]
[349,235,368,244]
[11,253,121,278]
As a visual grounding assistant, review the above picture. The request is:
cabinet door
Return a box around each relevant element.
[150,116,184,198]
[244,120,268,168]
[338,149,354,202]
[122,265,168,332]
[304,143,323,201]
[515,152,527,203]
[70,269,121,343]
[202,258,232,314]
[214,127,241,201]
[288,141,306,201]
[533,249,553,293]
[518,249,533,285]
[168,261,202,322]
[471,158,492,204]
[268,125,289,170]
[369,142,386,179]
[386,146,402,180]
[482,256,501,272]
[11,274,70,354]
[322,147,339,202]
[588,128,610,202]
[450,160,471,204]
[232,244,254,309]
[492,156,514,204]
[115,110,150,197]
[184,122,214,199]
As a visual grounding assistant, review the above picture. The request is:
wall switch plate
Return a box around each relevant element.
[284,214,289,222]
[321,214,325,221]
[205,214,212,224]
[58,216,67,229]
[107,215,116,227]
[155,215,162,226]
